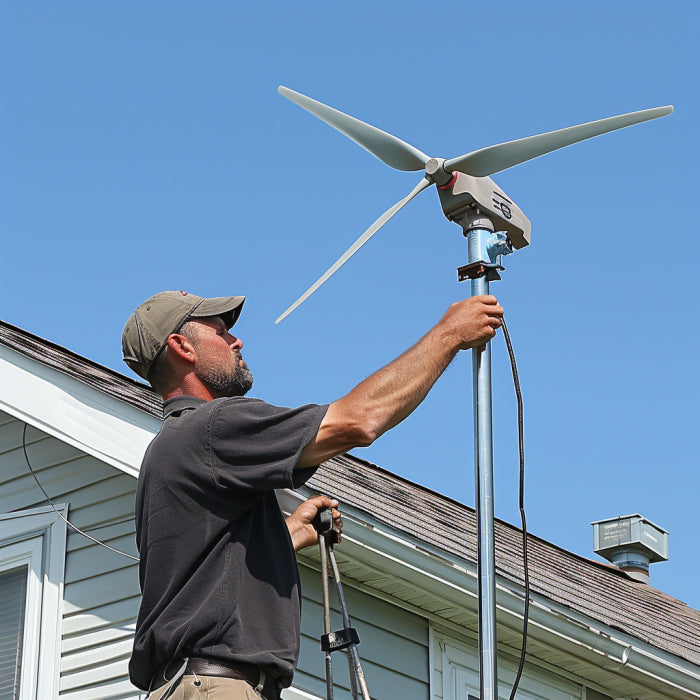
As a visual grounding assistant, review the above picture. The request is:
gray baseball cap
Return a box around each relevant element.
[122,290,245,380]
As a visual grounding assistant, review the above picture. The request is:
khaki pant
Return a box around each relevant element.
[149,674,265,699]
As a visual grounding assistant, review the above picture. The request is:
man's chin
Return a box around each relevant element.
[229,372,254,397]
[197,369,253,399]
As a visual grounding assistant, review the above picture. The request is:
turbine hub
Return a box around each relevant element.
[424,157,452,187]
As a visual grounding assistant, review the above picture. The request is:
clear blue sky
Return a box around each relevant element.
[3,2,699,609]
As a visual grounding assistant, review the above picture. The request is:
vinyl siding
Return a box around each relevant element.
[0,411,650,700]
[1,410,432,700]
[294,564,430,700]
[0,412,142,699]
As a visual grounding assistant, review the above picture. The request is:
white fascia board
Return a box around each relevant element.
[281,489,700,699]
[0,345,159,478]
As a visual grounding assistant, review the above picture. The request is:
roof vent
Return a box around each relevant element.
[591,514,668,583]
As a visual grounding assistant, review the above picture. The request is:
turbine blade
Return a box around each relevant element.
[279,86,429,172]
[444,105,673,177]
[276,178,432,323]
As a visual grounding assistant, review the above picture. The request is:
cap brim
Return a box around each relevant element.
[190,295,246,329]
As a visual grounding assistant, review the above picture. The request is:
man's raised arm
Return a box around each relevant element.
[297,295,503,468]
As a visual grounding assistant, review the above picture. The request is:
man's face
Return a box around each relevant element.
[184,316,253,397]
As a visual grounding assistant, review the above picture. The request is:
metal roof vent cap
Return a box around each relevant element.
[591,514,668,583]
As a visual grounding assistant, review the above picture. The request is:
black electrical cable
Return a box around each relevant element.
[500,317,530,700]
[22,423,140,562]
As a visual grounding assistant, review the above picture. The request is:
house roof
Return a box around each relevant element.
[0,321,161,417]
[1,318,699,670]
[309,456,700,669]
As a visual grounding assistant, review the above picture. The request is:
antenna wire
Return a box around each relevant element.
[22,423,140,562]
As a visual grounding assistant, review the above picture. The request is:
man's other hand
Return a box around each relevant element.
[286,495,343,552]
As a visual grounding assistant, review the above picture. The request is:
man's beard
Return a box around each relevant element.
[196,361,254,397]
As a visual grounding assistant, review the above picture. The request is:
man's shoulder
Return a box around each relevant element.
[157,395,326,441]
[207,396,300,429]
[160,395,271,420]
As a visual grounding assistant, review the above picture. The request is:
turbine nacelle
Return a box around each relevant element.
[421,157,529,248]
[437,172,531,251]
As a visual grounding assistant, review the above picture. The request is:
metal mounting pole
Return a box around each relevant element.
[465,223,499,700]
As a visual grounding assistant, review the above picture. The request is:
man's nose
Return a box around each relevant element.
[228,335,243,350]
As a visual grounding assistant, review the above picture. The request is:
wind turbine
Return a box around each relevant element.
[275,85,672,700]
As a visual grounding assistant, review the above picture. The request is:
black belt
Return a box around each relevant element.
[187,657,260,684]
[153,657,281,699]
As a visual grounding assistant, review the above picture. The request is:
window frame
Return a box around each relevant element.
[0,504,68,699]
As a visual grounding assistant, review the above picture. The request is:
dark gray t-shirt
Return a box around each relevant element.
[129,395,328,690]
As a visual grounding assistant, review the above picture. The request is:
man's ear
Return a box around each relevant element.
[167,333,197,364]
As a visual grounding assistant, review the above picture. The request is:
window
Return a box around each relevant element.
[0,505,67,699]
[0,564,29,695]
[433,628,580,700]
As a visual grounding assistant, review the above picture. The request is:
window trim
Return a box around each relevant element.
[0,504,68,699]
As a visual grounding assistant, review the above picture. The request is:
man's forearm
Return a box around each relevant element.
[334,325,457,440]
[298,296,503,467]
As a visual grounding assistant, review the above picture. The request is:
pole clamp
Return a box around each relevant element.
[321,627,361,653]
[457,261,504,282]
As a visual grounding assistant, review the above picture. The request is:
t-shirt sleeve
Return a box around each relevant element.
[209,397,328,492]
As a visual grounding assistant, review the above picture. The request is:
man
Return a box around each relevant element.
[122,289,503,699]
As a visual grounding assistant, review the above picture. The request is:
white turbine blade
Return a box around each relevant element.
[276,178,432,324]
[444,105,673,177]
[279,86,429,172]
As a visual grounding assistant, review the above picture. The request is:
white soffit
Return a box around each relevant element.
[0,344,159,477]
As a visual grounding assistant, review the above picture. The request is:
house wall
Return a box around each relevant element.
[0,402,678,700]
[0,411,432,700]
[295,564,431,700]
[0,411,141,699]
